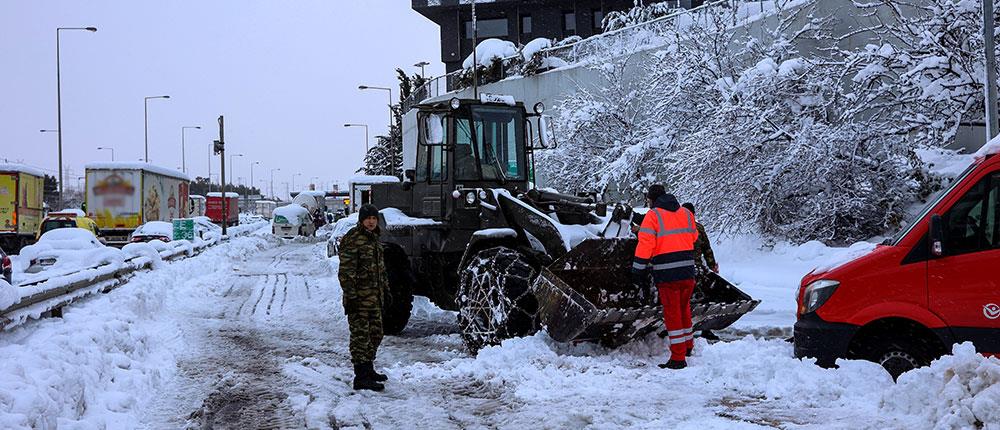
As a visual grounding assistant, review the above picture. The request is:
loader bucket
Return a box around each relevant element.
[531,237,760,347]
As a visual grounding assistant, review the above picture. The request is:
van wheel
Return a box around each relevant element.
[456,247,538,354]
[863,334,938,381]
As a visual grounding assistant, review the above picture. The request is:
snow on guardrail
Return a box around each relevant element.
[0,221,268,330]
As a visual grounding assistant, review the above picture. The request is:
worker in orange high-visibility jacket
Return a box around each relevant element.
[633,185,699,369]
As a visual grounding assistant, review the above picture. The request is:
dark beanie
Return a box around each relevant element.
[646,184,666,201]
[682,202,696,215]
[359,204,379,220]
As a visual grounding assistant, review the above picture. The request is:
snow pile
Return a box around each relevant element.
[15,229,125,279]
[800,240,877,274]
[882,343,1000,428]
[463,38,518,69]
[122,242,165,269]
[348,175,400,185]
[85,162,190,181]
[521,38,552,62]
[272,205,310,226]
[0,279,18,309]
[132,221,173,238]
[381,208,440,227]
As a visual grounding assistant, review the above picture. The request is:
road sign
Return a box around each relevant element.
[173,218,195,241]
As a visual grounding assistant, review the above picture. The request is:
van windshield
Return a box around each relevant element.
[890,163,976,245]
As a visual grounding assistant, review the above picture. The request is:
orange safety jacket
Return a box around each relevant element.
[634,205,699,283]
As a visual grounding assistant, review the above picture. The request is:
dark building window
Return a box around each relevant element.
[563,11,576,36]
[465,18,509,39]
[593,9,605,30]
[520,14,532,35]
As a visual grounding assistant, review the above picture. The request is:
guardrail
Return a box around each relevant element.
[400,0,792,112]
[0,222,266,330]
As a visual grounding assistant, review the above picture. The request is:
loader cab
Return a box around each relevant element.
[410,96,550,221]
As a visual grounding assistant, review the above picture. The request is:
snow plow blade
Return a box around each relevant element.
[531,238,760,346]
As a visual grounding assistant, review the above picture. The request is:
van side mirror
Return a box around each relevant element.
[929,214,944,256]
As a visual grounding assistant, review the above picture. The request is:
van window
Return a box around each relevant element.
[942,173,1000,255]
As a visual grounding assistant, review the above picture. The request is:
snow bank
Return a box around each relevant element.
[0,279,18,310]
[348,175,400,185]
[882,343,1000,429]
[122,242,165,269]
[133,221,173,238]
[85,162,189,181]
[0,163,46,177]
[273,205,310,225]
[463,38,518,68]
[206,192,239,198]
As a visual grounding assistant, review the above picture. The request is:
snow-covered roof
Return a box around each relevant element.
[52,209,86,217]
[0,163,46,177]
[85,162,190,181]
[348,175,400,185]
[974,133,1000,159]
[189,195,206,200]
[206,192,240,198]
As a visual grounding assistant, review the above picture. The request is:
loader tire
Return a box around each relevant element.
[457,247,538,354]
[382,245,414,335]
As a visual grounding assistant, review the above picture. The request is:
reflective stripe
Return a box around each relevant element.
[652,260,695,270]
[668,337,687,345]
[684,334,694,341]
[658,227,696,236]
[632,262,648,270]
[638,227,658,237]
[651,208,667,232]
[651,208,696,237]
[666,329,687,336]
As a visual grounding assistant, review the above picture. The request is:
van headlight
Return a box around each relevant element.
[799,280,840,314]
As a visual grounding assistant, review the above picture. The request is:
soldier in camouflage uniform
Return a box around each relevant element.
[682,203,721,341]
[338,204,389,391]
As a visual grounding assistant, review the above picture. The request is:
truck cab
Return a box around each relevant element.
[794,150,1000,378]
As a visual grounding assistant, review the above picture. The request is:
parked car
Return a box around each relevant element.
[326,213,358,257]
[128,221,174,243]
[23,228,119,274]
[192,216,222,240]
[795,145,1000,380]
[37,210,100,240]
[1,246,11,285]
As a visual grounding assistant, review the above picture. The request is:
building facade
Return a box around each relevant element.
[413,0,704,73]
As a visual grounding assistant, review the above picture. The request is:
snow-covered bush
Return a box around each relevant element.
[602,0,677,32]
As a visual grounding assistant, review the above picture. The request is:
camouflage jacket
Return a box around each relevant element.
[693,222,718,269]
[338,226,387,313]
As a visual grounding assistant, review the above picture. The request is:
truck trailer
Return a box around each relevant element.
[0,164,45,253]
[85,163,190,245]
[206,192,240,226]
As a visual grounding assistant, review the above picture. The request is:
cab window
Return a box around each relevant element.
[942,172,1000,255]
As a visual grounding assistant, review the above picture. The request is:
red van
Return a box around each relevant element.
[794,148,1000,379]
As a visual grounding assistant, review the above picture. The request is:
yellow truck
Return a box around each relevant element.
[0,164,45,253]
[85,163,190,245]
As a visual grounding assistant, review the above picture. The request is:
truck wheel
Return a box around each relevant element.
[457,247,538,353]
[382,245,414,335]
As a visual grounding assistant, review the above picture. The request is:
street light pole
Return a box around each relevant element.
[181,126,201,174]
[358,85,393,129]
[292,173,302,192]
[250,161,260,196]
[96,146,114,161]
[144,95,170,162]
[984,0,999,139]
[229,153,244,187]
[343,123,369,153]
[414,61,430,80]
[270,168,280,199]
[56,26,97,210]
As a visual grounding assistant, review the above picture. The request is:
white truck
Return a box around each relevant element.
[85,163,190,245]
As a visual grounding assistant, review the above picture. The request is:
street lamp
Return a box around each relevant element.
[144,95,170,162]
[343,123,369,153]
[358,85,393,128]
[229,153,243,187]
[56,26,97,210]
[292,173,302,192]
[250,161,260,196]
[414,61,430,79]
[270,168,280,199]
[96,146,114,161]
[181,126,201,174]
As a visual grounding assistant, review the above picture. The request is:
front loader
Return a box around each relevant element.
[370,96,759,352]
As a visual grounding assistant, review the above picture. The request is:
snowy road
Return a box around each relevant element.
[0,235,993,429]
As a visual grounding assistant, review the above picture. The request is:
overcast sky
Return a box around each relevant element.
[1,0,444,196]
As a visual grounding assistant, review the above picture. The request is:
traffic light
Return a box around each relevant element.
[213,140,224,155]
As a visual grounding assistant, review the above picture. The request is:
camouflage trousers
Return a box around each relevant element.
[347,310,384,364]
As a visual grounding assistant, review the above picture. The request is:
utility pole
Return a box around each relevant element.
[471,0,479,98]
[214,115,227,236]
[984,0,999,139]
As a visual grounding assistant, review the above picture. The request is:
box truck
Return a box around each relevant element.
[85,163,190,245]
[0,164,45,253]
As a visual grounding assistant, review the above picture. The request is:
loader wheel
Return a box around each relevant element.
[457,247,538,354]
[381,245,414,335]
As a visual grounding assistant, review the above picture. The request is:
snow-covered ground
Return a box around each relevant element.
[0,234,996,429]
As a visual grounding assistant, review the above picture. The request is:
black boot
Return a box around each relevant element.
[353,363,384,391]
[700,330,720,341]
[368,362,388,382]
[658,360,687,370]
